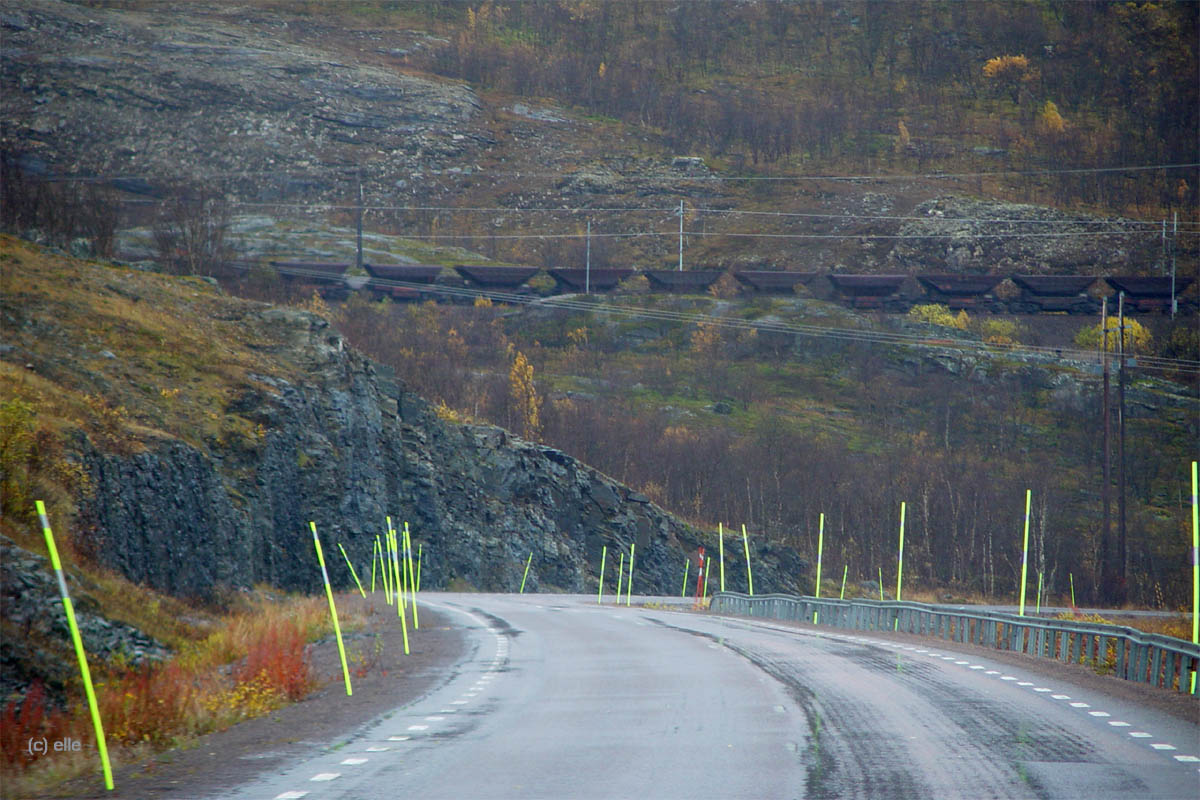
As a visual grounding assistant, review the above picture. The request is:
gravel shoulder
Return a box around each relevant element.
[49,593,466,800]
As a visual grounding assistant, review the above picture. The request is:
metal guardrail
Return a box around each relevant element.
[708,592,1200,695]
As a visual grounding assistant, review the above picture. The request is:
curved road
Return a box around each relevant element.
[215,593,1199,800]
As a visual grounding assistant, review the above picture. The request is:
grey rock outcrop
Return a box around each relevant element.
[0,535,169,703]
[887,196,1161,274]
[1,1,482,198]
[72,306,798,602]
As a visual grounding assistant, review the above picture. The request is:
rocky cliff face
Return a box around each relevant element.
[73,305,794,601]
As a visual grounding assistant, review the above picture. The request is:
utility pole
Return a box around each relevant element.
[1101,296,1112,602]
[355,172,364,271]
[1117,291,1128,603]
[1171,212,1178,318]
[678,199,684,271]
[585,218,591,294]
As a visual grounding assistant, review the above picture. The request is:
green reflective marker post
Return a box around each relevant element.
[1036,571,1044,615]
[615,552,625,605]
[1190,461,1198,694]
[37,501,113,791]
[416,543,423,595]
[681,558,689,598]
[741,524,754,596]
[626,543,636,606]
[520,552,533,593]
[387,522,410,654]
[337,542,367,598]
[878,567,884,602]
[719,522,726,592]
[895,503,906,631]
[813,513,825,624]
[310,522,352,696]
[597,545,607,604]
[383,521,395,605]
[371,536,380,594]
[840,564,848,600]
[1018,489,1031,617]
[379,529,392,604]
[404,523,418,628]
[1069,572,1076,608]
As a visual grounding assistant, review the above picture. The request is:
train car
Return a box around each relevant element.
[547,268,635,293]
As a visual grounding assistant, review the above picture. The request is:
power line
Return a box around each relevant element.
[33,161,1200,185]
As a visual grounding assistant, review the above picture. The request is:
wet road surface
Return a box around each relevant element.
[212,594,1200,800]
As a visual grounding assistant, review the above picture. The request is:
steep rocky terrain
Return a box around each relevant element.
[1,237,800,679]
[1,1,485,197]
[3,1,1187,274]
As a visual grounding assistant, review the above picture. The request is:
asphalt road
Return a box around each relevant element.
[213,594,1200,800]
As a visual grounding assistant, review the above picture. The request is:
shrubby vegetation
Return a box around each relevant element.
[307,288,1197,610]
[411,0,1197,211]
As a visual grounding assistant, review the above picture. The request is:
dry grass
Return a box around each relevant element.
[0,592,361,797]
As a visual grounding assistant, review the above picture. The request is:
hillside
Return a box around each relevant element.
[3,235,820,703]
[1,1,1196,274]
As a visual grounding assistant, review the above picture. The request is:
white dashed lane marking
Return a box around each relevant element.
[851,635,1198,765]
[310,773,340,782]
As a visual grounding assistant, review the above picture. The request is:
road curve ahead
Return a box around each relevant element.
[216,594,1200,800]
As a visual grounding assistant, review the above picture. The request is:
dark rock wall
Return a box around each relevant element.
[75,308,794,601]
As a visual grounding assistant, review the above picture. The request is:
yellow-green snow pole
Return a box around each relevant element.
[416,543,423,594]
[383,521,394,605]
[741,524,754,596]
[311,522,352,696]
[1036,571,1043,614]
[337,542,367,598]
[719,522,726,592]
[615,551,625,605]
[1069,572,1076,607]
[371,536,380,593]
[813,513,825,623]
[389,520,406,615]
[36,501,113,791]
[682,558,689,597]
[895,502,906,631]
[1190,460,1198,693]
[1018,489,1032,617]
[626,543,636,606]
[379,530,392,604]
[597,545,607,604]
[520,552,533,593]
[878,567,884,601]
[896,502,906,602]
[386,520,410,654]
[404,523,418,628]
[839,564,848,600]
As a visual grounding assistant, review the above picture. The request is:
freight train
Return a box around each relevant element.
[261,261,1196,315]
